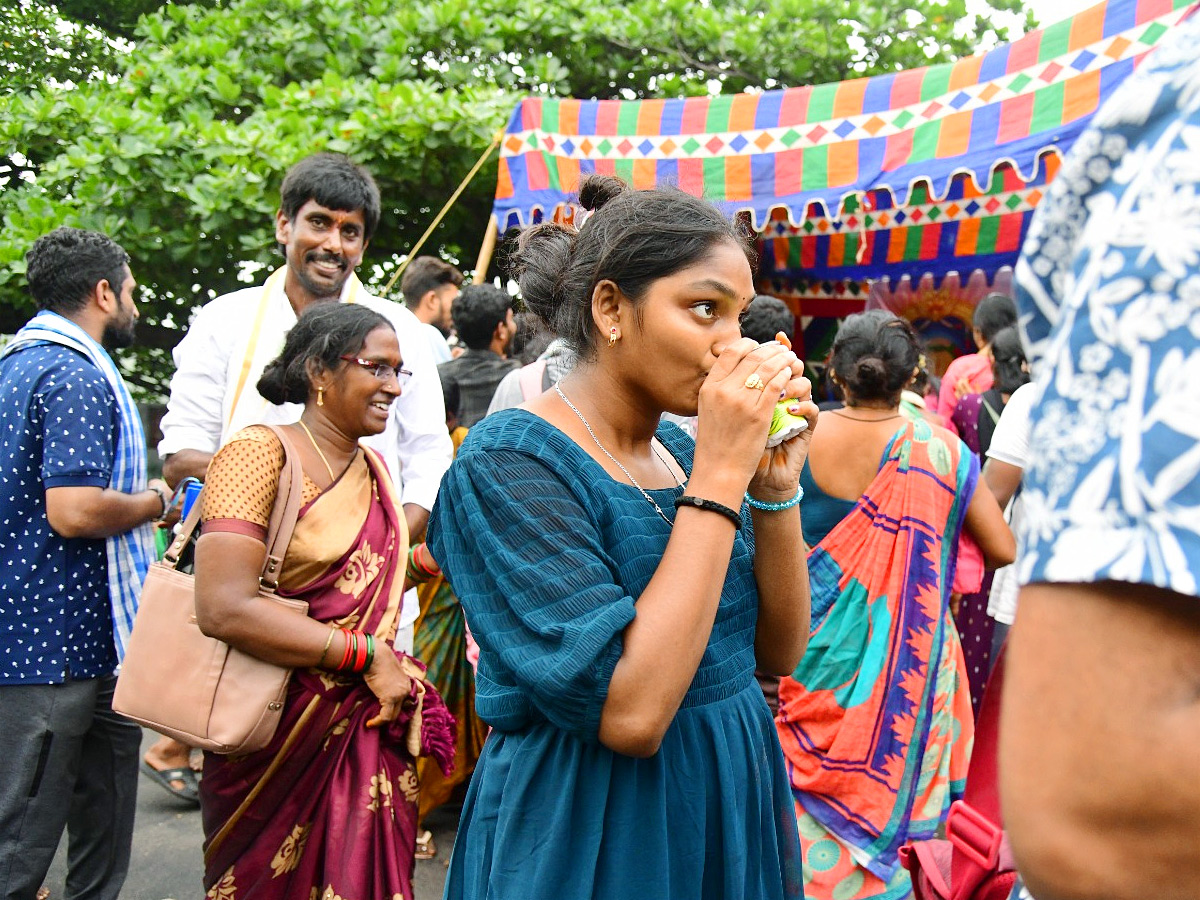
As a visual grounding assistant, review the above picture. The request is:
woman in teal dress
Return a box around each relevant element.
[427,174,818,900]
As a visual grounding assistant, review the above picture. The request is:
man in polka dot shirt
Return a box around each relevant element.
[0,228,170,900]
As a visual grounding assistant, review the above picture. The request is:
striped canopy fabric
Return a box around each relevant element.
[493,0,1197,290]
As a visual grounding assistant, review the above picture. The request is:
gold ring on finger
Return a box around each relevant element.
[744,373,767,391]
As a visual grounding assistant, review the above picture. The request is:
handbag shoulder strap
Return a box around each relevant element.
[258,425,305,592]
[161,425,306,593]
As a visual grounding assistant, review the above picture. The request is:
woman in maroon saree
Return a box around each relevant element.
[194,304,453,900]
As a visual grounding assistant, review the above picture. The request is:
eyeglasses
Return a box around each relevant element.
[339,355,412,382]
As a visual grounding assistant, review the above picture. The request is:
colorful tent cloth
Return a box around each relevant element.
[493,0,1196,286]
[757,156,1059,287]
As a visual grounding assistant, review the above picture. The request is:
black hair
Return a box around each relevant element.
[400,256,464,309]
[451,283,513,351]
[511,311,554,365]
[511,174,755,358]
[442,376,461,425]
[741,295,795,344]
[989,326,1029,395]
[279,153,382,242]
[25,227,130,315]
[973,293,1017,345]
[257,303,392,405]
[829,310,921,404]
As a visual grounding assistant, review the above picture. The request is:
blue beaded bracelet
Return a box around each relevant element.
[744,485,804,511]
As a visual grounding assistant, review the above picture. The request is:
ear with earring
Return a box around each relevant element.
[609,326,619,347]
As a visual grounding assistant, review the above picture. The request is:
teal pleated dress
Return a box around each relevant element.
[428,410,804,900]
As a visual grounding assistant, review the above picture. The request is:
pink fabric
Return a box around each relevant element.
[951,530,985,596]
[464,620,480,673]
[936,354,994,429]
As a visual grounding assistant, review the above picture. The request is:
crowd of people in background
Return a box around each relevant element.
[3,13,1200,900]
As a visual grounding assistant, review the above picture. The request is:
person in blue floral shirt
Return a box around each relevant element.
[1002,12,1200,900]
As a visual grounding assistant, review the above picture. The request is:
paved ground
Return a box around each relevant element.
[43,729,459,899]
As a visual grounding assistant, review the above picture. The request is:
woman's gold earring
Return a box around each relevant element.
[317,387,325,407]
[609,327,619,347]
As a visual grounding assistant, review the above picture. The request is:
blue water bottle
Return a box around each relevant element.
[180,479,203,519]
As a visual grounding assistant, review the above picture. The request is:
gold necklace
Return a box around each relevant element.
[832,408,902,423]
[298,419,337,482]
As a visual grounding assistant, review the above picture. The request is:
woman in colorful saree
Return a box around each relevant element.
[193,303,453,900]
[776,311,1014,900]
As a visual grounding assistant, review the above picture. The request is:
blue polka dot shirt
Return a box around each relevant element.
[0,343,118,683]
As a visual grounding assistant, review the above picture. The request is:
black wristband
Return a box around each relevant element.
[149,485,168,519]
[674,495,743,528]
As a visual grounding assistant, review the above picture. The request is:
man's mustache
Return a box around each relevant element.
[306,252,346,268]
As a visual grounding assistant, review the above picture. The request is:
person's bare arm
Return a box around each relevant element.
[748,371,817,675]
[963,479,1015,568]
[162,450,212,488]
[982,457,1023,509]
[45,480,167,539]
[1002,581,1200,900]
[598,341,808,757]
[750,502,811,675]
[403,503,430,544]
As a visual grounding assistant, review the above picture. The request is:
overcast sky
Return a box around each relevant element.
[1025,0,1102,27]
[964,0,1103,35]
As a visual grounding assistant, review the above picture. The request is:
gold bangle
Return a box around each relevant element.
[317,624,337,667]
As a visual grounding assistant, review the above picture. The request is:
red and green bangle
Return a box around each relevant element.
[335,628,355,671]
[406,544,441,584]
[363,633,375,672]
[353,630,370,672]
[327,629,376,675]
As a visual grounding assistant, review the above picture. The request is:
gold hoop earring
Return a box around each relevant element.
[609,326,619,347]
[317,387,325,407]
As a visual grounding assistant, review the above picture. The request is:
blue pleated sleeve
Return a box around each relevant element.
[428,415,642,742]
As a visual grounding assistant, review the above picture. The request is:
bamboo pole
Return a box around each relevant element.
[470,215,499,284]
[382,129,505,297]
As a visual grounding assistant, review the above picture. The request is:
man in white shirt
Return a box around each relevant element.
[159,153,453,643]
[981,380,1034,637]
[400,256,462,365]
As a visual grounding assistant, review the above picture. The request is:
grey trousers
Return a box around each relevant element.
[0,675,141,900]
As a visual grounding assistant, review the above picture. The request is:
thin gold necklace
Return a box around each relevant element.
[832,408,902,423]
[555,382,679,525]
[298,419,337,482]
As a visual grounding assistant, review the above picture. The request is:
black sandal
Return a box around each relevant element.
[139,760,200,805]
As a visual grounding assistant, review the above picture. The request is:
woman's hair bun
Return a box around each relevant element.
[577,174,628,213]
[854,357,888,393]
[830,310,921,402]
[512,222,575,327]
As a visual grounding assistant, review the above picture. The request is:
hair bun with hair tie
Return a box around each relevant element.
[576,174,629,213]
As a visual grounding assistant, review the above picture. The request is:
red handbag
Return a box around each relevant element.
[899,648,1019,900]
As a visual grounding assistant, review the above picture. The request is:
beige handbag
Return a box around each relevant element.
[113,426,308,755]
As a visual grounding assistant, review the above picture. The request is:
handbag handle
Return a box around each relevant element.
[162,425,308,593]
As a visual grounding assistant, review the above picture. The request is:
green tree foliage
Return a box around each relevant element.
[1,1,123,95]
[0,0,1028,398]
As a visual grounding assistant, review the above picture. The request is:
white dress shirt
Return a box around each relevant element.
[158,270,453,635]
[419,322,453,365]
